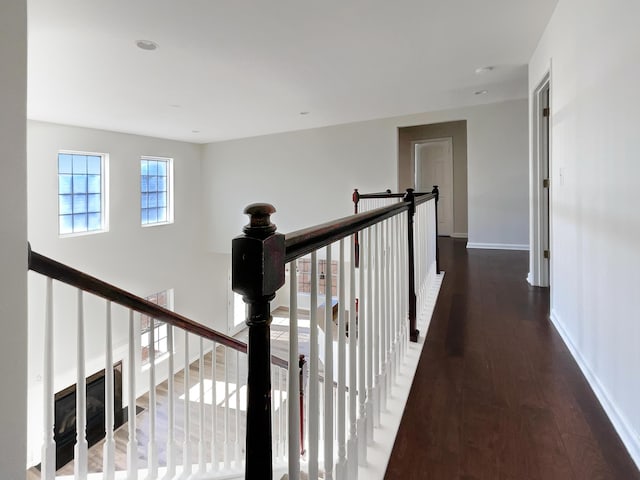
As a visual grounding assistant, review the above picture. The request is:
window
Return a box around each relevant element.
[297,257,338,296]
[141,156,173,226]
[58,152,107,235]
[141,290,173,364]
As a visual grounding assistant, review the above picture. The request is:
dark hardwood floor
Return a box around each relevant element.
[385,237,639,480]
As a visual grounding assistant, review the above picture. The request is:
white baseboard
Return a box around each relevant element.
[466,242,529,251]
[450,232,468,239]
[549,309,640,471]
[527,272,534,285]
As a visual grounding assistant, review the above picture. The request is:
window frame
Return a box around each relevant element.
[140,289,174,366]
[140,156,174,227]
[57,150,109,237]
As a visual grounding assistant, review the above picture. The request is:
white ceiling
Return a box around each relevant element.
[27,0,558,143]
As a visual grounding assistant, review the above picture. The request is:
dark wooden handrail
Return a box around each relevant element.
[27,244,289,369]
[285,194,435,263]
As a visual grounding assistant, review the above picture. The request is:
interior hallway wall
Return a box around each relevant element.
[529,0,640,468]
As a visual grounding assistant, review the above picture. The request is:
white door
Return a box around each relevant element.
[414,138,454,236]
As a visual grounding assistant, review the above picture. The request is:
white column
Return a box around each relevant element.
[198,338,206,475]
[347,234,359,479]
[308,253,319,480]
[357,228,368,466]
[74,290,88,480]
[366,227,374,444]
[336,240,347,479]
[324,247,334,480]
[234,349,242,470]
[181,332,192,478]
[41,278,55,480]
[147,317,157,480]
[288,260,300,480]
[163,326,176,480]
[103,301,115,480]
[210,341,218,472]
[127,309,138,480]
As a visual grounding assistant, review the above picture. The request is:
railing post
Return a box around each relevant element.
[353,189,360,268]
[432,185,440,274]
[232,203,285,480]
[403,188,419,342]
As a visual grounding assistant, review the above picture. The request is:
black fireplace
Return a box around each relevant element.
[54,361,124,469]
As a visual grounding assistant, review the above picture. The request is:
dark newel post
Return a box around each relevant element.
[404,188,419,342]
[432,185,440,274]
[353,189,360,268]
[232,203,285,480]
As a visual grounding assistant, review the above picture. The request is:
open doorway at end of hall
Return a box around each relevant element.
[397,121,468,238]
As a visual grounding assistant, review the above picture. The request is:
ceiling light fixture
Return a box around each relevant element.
[299,111,310,116]
[474,90,489,96]
[136,40,159,51]
[475,66,494,74]
[192,130,200,134]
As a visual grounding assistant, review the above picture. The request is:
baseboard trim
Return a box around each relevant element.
[450,232,468,239]
[466,242,529,251]
[549,309,640,471]
[526,272,534,285]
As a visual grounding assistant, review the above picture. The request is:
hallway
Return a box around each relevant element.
[386,238,639,479]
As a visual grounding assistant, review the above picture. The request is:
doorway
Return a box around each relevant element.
[530,74,551,287]
[414,137,454,236]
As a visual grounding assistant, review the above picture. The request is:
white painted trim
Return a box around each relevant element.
[450,232,468,239]
[466,242,529,251]
[526,272,534,285]
[549,310,640,471]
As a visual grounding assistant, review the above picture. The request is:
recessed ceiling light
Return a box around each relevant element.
[136,40,159,51]
[300,111,310,116]
[475,66,494,74]
[170,104,181,108]
[192,130,200,134]
[474,90,489,96]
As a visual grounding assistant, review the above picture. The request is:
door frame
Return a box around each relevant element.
[413,136,454,236]
[529,72,551,287]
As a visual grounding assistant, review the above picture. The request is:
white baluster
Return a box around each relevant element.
[385,219,393,399]
[42,278,55,480]
[147,316,157,480]
[366,226,374,445]
[348,234,358,479]
[372,223,381,428]
[279,366,286,464]
[103,301,115,480]
[182,332,192,479]
[198,338,206,475]
[288,260,300,480]
[223,346,230,470]
[235,349,242,470]
[308,252,319,480]
[127,309,138,480]
[211,341,218,472]
[75,290,88,480]
[271,367,277,465]
[324,247,334,480]
[357,228,367,466]
[164,326,176,480]
[336,240,347,479]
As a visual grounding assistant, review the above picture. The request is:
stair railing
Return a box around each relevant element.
[233,189,439,480]
[28,245,290,480]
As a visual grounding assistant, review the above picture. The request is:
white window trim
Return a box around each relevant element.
[58,149,110,237]
[141,288,175,369]
[140,155,174,227]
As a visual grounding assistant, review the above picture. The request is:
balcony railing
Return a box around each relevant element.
[28,187,440,480]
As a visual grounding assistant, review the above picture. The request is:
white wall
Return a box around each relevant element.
[0,0,28,476]
[202,99,529,253]
[26,121,230,466]
[530,0,640,468]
